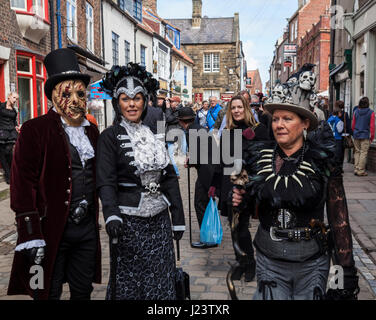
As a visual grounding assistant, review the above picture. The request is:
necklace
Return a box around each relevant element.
[256,143,316,190]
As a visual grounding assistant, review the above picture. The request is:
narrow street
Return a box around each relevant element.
[0,163,375,300]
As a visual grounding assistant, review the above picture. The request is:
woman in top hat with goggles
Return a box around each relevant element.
[97,63,185,300]
[232,68,359,300]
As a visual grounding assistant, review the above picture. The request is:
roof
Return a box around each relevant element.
[167,17,235,44]
[171,46,194,65]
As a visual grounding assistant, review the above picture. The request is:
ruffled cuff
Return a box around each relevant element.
[15,239,46,252]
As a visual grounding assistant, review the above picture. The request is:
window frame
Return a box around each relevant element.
[140,45,146,67]
[203,52,220,73]
[86,2,94,52]
[16,51,47,125]
[124,40,131,64]
[112,31,120,66]
[11,0,50,22]
[67,0,78,42]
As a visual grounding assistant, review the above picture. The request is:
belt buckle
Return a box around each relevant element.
[270,227,283,242]
[145,182,160,195]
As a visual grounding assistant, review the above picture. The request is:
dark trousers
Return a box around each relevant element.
[334,139,344,167]
[227,208,255,264]
[48,215,97,300]
[194,178,210,228]
[0,143,13,183]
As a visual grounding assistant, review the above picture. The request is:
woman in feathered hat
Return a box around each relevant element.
[231,67,359,300]
[97,63,185,300]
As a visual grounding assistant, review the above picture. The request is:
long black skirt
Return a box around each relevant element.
[106,209,176,300]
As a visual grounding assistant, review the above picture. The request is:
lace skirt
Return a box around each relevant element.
[106,209,176,300]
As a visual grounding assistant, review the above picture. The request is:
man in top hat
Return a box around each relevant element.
[178,107,216,248]
[7,48,101,300]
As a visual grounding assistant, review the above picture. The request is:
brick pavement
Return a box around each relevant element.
[0,163,375,300]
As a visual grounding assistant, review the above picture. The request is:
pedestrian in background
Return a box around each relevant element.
[206,96,222,131]
[195,100,209,128]
[0,92,19,184]
[165,96,184,178]
[327,107,344,166]
[352,96,375,176]
[210,95,269,282]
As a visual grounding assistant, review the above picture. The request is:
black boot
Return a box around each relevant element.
[230,264,245,281]
[244,259,256,282]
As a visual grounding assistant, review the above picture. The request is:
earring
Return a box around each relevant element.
[303,128,307,140]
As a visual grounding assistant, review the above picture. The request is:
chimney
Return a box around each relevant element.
[233,12,240,42]
[143,0,157,13]
[192,0,202,28]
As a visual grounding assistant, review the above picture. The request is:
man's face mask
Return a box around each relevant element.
[52,80,87,124]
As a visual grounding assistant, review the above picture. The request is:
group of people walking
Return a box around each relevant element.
[4,48,367,301]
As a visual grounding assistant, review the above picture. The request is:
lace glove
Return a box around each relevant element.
[106,219,124,239]
[326,266,360,300]
[173,231,184,241]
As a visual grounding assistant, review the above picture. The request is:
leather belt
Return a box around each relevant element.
[270,226,312,242]
[118,182,161,195]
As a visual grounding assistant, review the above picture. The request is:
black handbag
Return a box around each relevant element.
[342,112,354,149]
[175,239,191,300]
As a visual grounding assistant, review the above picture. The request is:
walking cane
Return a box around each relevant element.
[110,237,118,300]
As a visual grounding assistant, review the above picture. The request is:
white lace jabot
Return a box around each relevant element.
[53,108,95,166]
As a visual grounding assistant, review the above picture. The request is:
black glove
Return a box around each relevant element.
[24,247,45,265]
[173,231,184,241]
[326,266,359,300]
[105,219,124,239]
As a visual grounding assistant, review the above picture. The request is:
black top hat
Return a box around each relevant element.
[177,107,195,120]
[44,48,91,101]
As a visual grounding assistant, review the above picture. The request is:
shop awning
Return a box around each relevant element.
[329,62,346,78]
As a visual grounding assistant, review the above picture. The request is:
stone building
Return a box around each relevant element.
[167,0,244,103]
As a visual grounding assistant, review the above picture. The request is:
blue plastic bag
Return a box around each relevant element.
[200,198,223,245]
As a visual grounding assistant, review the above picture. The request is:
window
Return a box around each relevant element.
[11,0,27,10]
[133,0,142,21]
[124,40,130,64]
[203,89,220,102]
[16,52,47,124]
[140,45,146,67]
[86,2,94,52]
[294,21,298,40]
[112,32,119,66]
[118,0,125,10]
[203,53,220,73]
[11,0,49,20]
[67,0,77,41]
[184,66,187,86]
[158,49,167,79]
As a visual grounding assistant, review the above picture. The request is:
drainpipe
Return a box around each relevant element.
[101,0,107,127]
[49,0,55,50]
[134,26,138,63]
[329,0,337,112]
[56,0,62,49]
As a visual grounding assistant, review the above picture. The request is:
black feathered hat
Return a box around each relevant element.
[44,48,91,101]
[100,63,160,123]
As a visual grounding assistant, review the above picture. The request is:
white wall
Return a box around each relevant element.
[102,1,135,68]
[136,29,153,73]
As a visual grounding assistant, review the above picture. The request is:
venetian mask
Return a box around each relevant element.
[52,79,87,125]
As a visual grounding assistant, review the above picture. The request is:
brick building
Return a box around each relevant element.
[297,14,331,93]
[246,69,263,95]
[1,0,51,124]
[167,0,244,103]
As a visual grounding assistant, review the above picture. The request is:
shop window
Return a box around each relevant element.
[16,52,47,124]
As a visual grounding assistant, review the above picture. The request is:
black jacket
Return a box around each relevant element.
[143,105,164,134]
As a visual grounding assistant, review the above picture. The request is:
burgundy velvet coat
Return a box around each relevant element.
[7,108,101,299]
